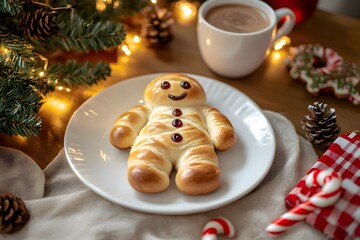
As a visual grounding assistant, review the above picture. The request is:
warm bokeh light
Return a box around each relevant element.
[151,0,157,4]
[121,44,131,56]
[121,44,129,51]
[95,0,113,12]
[44,96,72,113]
[273,36,291,51]
[118,33,142,57]
[133,35,140,43]
[113,0,120,9]
[174,1,197,24]
[269,50,288,65]
[1,45,10,62]
[0,45,8,53]
[96,0,107,12]
[56,86,72,92]
[14,135,28,144]
[39,71,45,77]
[41,95,72,130]
[272,51,281,61]
[179,2,193,17]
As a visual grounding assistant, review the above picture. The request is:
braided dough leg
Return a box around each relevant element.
[175,145,220,195]
[127,138,172,193]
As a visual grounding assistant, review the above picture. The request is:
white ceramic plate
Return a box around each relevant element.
[65,73,275,215]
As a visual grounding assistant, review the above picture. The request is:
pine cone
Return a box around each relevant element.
[0,193,30,234]
[20,8,58,40]
[301,102,341,149]
[141,5,174,47]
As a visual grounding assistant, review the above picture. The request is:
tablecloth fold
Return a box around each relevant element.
[0,147,44,200]
[0,111,325,240]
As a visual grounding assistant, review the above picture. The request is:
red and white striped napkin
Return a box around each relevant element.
[285,132,360,240]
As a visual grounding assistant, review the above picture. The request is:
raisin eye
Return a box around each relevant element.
[161,81,171,89]
[180,81,191,89]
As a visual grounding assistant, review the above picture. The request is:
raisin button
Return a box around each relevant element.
[172,119,183,128]
[172,109,182,117]
[171,133,183,142]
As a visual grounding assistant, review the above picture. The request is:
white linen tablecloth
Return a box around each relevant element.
[0,111,326,240]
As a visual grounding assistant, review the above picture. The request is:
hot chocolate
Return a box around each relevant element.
[205,4,270,33]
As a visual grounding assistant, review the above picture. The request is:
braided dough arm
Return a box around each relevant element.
[201,106,236,151]
[110,105,151,149]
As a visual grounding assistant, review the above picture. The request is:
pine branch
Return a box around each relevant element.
[0,0,23,16]
[0,26,40,70]
[0,114,42,137]
[39,12,126,52]
[0,59,60,136]
[47,60,110,87]
[0,69,44,137]
[100,0,149,20]
[51,0,75,7]
[73,0,149,21]
[70,0,96,21]
[0,59,110,137]
[0,0,154,137]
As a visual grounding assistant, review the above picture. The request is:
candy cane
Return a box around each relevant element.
[201,217,236,240]
[266,169,342,237]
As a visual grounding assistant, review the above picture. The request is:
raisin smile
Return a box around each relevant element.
[168,93,187,101]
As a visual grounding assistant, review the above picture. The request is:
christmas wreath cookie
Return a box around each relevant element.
[285,44,360,105]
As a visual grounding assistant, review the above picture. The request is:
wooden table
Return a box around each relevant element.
[1,10,359,170]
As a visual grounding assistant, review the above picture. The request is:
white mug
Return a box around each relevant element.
[197,0,296,78]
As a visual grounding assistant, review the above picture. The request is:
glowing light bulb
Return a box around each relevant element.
[180,2,193,17]
[121,44,131,56]
[0,46,8,53]
[151,0,157,4]
[175,1,197,24]
[15,135,28,144]
[39,71,45,77]
[44,96,72,113]
[133,35,140,43]
[269,50,287,65]
[273,36,291,51]
[121,45,128,52]
[113,1,120,9]
[96,0,106,12]
[272,52,281,60]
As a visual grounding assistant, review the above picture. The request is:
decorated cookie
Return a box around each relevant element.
[285,44,360,105]
[110,73,236,195]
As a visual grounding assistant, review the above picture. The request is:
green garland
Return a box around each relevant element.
[0,0,149,137]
